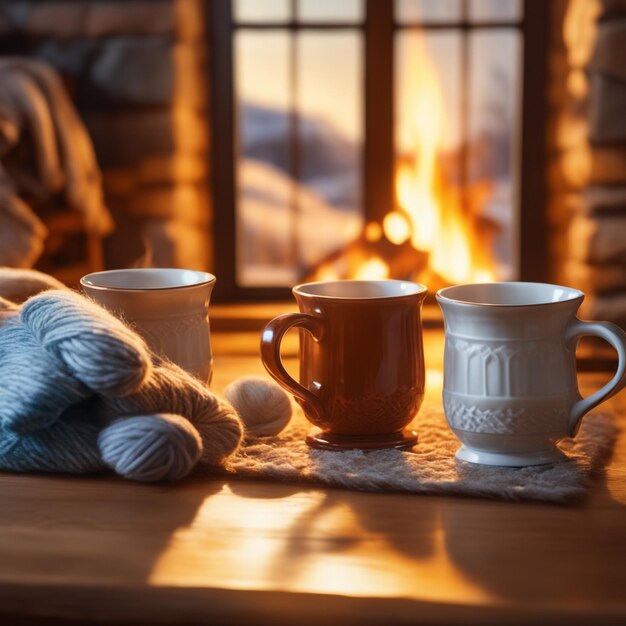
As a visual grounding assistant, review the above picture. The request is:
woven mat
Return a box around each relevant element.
[223,402,619,504]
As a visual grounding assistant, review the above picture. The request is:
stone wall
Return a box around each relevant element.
[0,0,212,272]
[549,0,626,327]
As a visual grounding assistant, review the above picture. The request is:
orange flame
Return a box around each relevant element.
[393,36,496,284]
[354,256,389,280]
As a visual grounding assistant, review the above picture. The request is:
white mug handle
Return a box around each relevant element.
[565,319,626,436]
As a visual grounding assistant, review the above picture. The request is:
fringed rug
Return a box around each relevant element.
[222,403,618,504]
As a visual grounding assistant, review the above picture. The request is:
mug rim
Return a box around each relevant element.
[80,268,216,292]
[436,281,584,308]
[293,279,427,300]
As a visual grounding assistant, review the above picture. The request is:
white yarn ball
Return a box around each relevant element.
[224,376,292,437]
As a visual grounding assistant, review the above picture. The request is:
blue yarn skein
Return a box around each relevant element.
[0,401,204,482]
[0,290,151,436]
[98,414,203,482]
[0,404,106,474]
[22,291,152,396]
[0,311,91,435]
[96,357,244,468]
[0,289,243,482]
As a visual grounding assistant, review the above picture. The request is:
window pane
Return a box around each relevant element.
[395,0,462,23]
[234,0,291,23]
[234,30,363,286]
[297,0,364,23]
[296,32,363,272]
[468,30,521,279]
[234,32,295,286]
[469,0,522,22]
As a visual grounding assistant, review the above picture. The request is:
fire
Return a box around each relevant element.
[382,211,411,246]
[354,256,389,280]
[308,36,498,286]
[393,36,496,285]
[364,221,383,243]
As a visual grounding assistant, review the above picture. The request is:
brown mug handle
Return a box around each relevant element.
[260,313,325,422]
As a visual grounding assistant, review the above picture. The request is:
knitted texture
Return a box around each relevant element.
[222,403,618,504]
[0,285,244,482]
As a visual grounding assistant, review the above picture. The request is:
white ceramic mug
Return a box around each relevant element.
[436,282,626,466]
[81,268,215,383]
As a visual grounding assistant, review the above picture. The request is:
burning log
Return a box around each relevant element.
[305,228,428,283]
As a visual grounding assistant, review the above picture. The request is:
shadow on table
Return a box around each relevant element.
[277,491,437,588]
[439,441,626,603]
[0,472,223,587]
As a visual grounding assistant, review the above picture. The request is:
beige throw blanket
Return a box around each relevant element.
[0,58,113,267]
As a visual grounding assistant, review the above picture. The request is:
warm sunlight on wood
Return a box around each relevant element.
[147,484,495,604]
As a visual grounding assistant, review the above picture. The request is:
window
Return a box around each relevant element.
[209,0,548,301]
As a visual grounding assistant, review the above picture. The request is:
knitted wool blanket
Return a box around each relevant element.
[223,401,617,504]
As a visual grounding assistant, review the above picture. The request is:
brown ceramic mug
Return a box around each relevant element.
[260,280,428,450]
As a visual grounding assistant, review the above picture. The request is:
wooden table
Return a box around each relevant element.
[1,329,625,626]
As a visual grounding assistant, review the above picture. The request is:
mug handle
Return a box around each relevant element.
[565,319,626,436]
[260,313,325,422]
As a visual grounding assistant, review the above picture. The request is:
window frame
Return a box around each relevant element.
[207,0,549,302]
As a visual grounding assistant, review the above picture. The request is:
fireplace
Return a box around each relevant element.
[209,0,549,300]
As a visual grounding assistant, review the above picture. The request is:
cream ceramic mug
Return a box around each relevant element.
[81,268,215,383]
[436,282,626,466]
